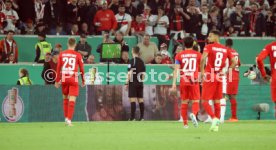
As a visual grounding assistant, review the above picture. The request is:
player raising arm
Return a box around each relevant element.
[257,41,276,118]
[55,37,85,126]
[172,36,202,128]
[200,30,237,132]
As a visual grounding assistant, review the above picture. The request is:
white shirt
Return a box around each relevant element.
[2,9,19,31]
[141,14,157,36]
[115,13,132,34]
[223,7,235,18]
[154,15,169,35]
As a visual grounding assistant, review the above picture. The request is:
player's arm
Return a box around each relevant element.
[55,54,62,88]
[257,48,269,78]
[78,55,85,87]
[200,52,208,81]
[172,63,180,91]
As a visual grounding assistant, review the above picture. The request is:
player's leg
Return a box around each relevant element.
[271,85,276,119]
[201,82,216,119]
[67,95,77,126]
[189,84,200,127]
[129,98,137,121]
[63,95,69,122]
[181,100,189,128]
[228,94,238,121]
[220,76,227,123]
[138,98,144,121]
[137,84,144,121]
[66,84,79,126]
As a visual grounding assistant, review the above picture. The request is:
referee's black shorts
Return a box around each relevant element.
[128,82,143,98]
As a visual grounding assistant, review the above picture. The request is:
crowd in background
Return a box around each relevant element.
[0,0,275,65]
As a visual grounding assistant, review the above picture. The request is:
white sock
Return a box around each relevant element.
[220,98,226,123]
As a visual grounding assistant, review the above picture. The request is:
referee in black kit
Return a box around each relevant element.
[126,46,146,121]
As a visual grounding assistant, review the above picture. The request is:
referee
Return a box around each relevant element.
[126,46,146,121]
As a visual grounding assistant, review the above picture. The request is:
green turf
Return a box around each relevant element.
[1,121,276,150]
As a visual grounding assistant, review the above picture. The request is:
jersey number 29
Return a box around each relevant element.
[62,57,76,71]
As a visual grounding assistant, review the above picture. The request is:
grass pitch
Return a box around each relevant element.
[1,121,276,150]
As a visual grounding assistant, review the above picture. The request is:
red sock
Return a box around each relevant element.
[230,98,237,119]
[67,101,76,120]
[181,104,188,125]
[63,99,69,118]
[202,101,215,119]
[214,103,221,119]
[192,102,199,115]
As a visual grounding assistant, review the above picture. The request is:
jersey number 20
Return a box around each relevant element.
[182,58,197,73]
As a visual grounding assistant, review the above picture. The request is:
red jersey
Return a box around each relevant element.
[175,50,202,85]
[56,49,85,84]
[131,21,145,32]
[203,42,234,73]
[257,41,276,82]
[227,48,240,81]
[93,9,117,31]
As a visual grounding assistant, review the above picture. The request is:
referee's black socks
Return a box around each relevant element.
[139,102,144,120]
[130,102,136,120]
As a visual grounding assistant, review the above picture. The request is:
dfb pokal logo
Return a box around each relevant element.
[2,88,24,122]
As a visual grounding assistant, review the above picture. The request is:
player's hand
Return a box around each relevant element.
[55,82,60,89]
[263,75,271,83]
[171,84,177,92]
[81,82,86,88]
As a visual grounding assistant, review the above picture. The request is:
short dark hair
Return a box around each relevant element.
[184,36,194,48]
[225,38,233,47]
[209,30,221,36]
[5,0,12,4]
[132,46,140,54]
[7,30,15,34]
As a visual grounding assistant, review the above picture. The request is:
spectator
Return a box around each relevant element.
[161,50,172,64]
[78,0,88,24]
[0,30,18,63]
[223,0,236,29]
[163,0,171,15]
[109,0,120,15]
[131,14,145,42]
[44,0,63,29]
[115,5,132,36]
[17,68,32,85]
[209,6,221,31]
[86,54,96,64]
[230,2,250,36]
[45,52,52,63]
[151,53,162,64]
[65,0,78,33]
[113,31,129,52]
[265,9,275,36]
[75,34,92,62]
[2,0,19,32]
[94,0,117,35]
[137,0,150,15]
[34,21,47,35]
[23,19,35,35]
[120,51,129,64]
[54,43,63,52]
[137,34,159,63]
[0,3,7,34]
[125,0,138,18]
[185,6,201,37]
[96,33,114,62]
[17,0,35,23]
[34,0,46,24]
[159,43,171,58]
[248,2,266,36]
[34,33,53,63]
[70,23,79,35]
[80,22,90,35]
[154,6,170,49]
[49,23,66,35]
[41,51,59,85]
[197,4,210,50]
[169,5,190,41]
[148,0,162,15]
[141,6,157,36]
[85,0,99,34]
[4,52,16,64]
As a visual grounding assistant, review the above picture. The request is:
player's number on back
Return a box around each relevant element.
[62,57,76,71]
[182,58,196,74]
[215,52,223,71]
